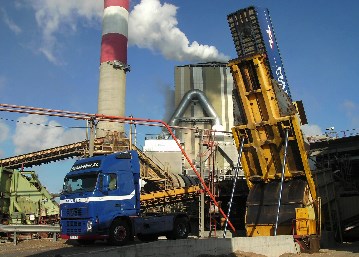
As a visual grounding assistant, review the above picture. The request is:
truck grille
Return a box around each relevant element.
[64,207,88,218]
[64,220,86,235]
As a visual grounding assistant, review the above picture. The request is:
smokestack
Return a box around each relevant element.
[97,0,129,137]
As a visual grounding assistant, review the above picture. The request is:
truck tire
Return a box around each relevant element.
[166,217,189,240]
[109,219,132,246]
[137,234,158,242]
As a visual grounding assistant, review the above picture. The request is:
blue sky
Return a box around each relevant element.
[0,0,359,192]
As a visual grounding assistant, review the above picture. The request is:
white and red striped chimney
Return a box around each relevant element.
[97,0,129,137]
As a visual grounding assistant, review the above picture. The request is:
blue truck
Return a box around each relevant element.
[59,150,190,245]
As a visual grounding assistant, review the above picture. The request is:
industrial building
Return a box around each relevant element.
[174,62,237,173]
[310,135,359,240]
[140,62,248,236]
[144,62,239,178]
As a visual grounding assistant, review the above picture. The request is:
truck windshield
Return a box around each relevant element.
[63,173,99,193]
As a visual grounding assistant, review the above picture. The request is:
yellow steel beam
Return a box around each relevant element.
[229,54,317,200]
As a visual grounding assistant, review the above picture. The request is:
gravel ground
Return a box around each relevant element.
[0,239,113,257]
[0,239,358,257]
[0,239,68,257]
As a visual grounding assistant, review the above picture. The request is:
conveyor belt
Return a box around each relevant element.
[140,185,201,208]
[0,141,88,169]
[0,140,179,188]
[133,145,180,188]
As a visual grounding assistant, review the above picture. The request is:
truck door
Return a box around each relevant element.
[103,171,136,214]
[97,173,121,230]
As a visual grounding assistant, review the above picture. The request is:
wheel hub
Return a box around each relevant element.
[114,226,126,241]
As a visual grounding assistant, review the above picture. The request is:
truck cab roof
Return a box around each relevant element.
[68,150,140,176]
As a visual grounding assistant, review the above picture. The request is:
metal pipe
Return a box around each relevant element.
[318,197,322,237]
[274,128,289,236]
[167,89,222,128]
[0,224,60,233]
[223,136,245,238]
[198,130,205,237]
[0,104,234,135]
[129,115,133,150]
[89,119,95,157]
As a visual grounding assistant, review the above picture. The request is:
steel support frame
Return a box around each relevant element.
[228,55,318,236]
[0,103,236,232]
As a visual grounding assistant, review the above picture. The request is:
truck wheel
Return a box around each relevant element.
[109,219,132,245]
[137,234,158,242]
[167,217,189,240]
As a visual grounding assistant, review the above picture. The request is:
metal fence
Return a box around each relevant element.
[0,224,60,245]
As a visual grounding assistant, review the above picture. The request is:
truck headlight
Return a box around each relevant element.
[87,220,93,232]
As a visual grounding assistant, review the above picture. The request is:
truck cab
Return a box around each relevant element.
[60,150,189,245]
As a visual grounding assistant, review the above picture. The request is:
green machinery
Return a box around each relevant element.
[0,167,59,225]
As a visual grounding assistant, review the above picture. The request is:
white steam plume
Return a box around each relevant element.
[28,0,228,64]
[129,0,229,62]
[13,115,86,155]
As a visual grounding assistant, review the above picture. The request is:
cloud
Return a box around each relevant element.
[12,115,86,155]
[0,121,10,142]
[129,0,229,62]
[301,124,323,137]
[0,7,22,34]
[0,120,9,158]
[28,0,228,64]
[28,0,103,65]
[342,100,359,127]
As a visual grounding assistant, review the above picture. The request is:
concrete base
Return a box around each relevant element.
[75,236,300,257]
